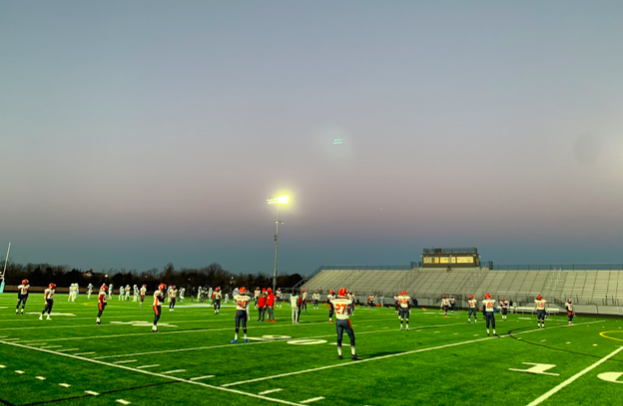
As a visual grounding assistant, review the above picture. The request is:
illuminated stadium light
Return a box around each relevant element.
[267,194,290,292]
[267,195,289,205]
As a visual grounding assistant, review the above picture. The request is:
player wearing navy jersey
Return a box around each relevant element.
[500,297,509,321]
[152,283,165,333]
[39,283,56,320]
[467,295,478,323]
[330,288,360,360]
[231,287,251,343]
[397,290,411,330]
[534,295,547,329]
[16,279,30,315]
[213,287,222,314]
[482,293,498,337]
[96,285,108,325]
[449,296,456,314]
[327,289,336,323]
[565,299,574,325]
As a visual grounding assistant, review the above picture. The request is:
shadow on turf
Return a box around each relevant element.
[506,327,623,365]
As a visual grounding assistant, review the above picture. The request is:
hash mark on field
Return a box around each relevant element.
[116,400,131,405]
[189,375,214,381]
[300,397,325,404]
[137,364,160,369]
[36,376,46,380]
[74,352,95,356]
[57,348,80,352]
[40,345,64,349]
[85,391,99,396]
[162,369,186,375]
[0,365,5,368]
[113,360,137,364]
[259,389,283,395]
[59,383,71,388]
[15,370,24,374]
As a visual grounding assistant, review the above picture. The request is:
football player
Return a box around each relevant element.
[109,284,114,299]
[312,291,320,310]
[467,295,478,323]
[327,289,336,323]
[231,287,250,343]
[565,298,574,325]
[534,294,547,329]
[96,284,107,325]
[213,287,222,314]
[290,291,300,324]
[125,284,131,301]
[152,283,166,333]
[449,295,456,315]
[39,283,56,320]
[330,288,360,360]
[301,289,308,313]
[119,285,125,301]
[397,290,411,330]
[276,288,283,308]
[257,288,267,321]
[440,295,450,318]
[87,283,93,300]
[254,287,260,308]
[348,290,355,314]
[169,285,177,311]
[394,293,400,316]
[482,293,498,337]
[139,284,146,309]
[16,279,30,315]
[500,297,509,321]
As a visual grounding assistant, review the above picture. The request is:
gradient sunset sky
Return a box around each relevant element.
[2,1,623,274]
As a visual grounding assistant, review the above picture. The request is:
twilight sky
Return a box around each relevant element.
[1,1,623,274]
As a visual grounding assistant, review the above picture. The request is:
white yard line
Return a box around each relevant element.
[116,400,131,405]
[93,321,468,360]
[0,341,307,406]
[300,397,324,404]
[136,364,160,369]
[73,352,95,356]
[113,360,137,364]
[259,389,283,395]
[59,383,71,388]
[525,346,623,406]
[221,320,604,388]
[161,369,186,375]
[56,348,80,352]
[189,375,215,381]
[39,345,63,349]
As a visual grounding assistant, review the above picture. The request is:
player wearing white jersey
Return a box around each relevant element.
[40,283,56,320]
[254,287,260,308]
[133,285,139,302]
[139,285,146,308]
[96,284,108,325]
[87,283,93,300]
[312,291,320,309]
[440,295,450,318]
[565,299,574,325]
[467,295,478,323]
[500,297,509,321]
[348,291,355,314]
[125,284,130,301]
[327,290,336,323]
[119,286,125,301]
[290,292,300,324]
[534,295,547,328]
[169,286,177,311]
[276,288,282,308]
[330,288,360,360]
[301,289,308,313]
[179,287,185,302]
[16,279,30,315]
[152,283,166,332]
[397,290,411,330]
[231,288,251,343]
[109,284,114,299]
[213,287,222,314]
[482,293,498,337]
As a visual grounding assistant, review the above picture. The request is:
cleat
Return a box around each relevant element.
[39,315,43,320]
[244,339,248,343]
[494,334,499,337]
[487,333,490,336]
[96,321,101,325]
[351,355,361,361]
[230,340,238,344]
[152,330,159,333]
[338,355,343,360]
[406,328,410,331]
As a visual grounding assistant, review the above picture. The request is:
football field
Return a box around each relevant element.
[1,294,622,405]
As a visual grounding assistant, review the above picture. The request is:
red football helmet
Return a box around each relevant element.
[262,288,266,292]
[485,293,491,299]
[402,290,407,295]
[239,287,246,294]
[443,294,448,298]
[100,284,108,292]
[329,289,335,294]
[537,294,543,300]
[502,297,506,301]
[302,289,306,292]
[49,283,56,289]
[215,287,220,292]
[142,284,146,287]
[22,279,28,285]
[172,285,176,289]
[567,298,572,303]
[338,288,347,297]
[159,283,166,291]
[469,295,474,300]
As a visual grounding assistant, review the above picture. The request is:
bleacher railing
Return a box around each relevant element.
[485,263,623,271]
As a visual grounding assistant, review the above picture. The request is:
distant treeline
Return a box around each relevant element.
[1,262,303,292]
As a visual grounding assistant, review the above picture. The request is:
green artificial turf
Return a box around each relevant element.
[1,293,622,405]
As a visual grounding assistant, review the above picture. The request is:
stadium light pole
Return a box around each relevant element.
[267,195,289,293]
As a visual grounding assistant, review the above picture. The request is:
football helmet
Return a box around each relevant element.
[159,283,166,291]
[537,294,543,300]
[239,287,247,294]
[338,288,347,297]
[485,293,491,299]
[49,283,56,289]
[469,295,474,300]
[22,279,28,285]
